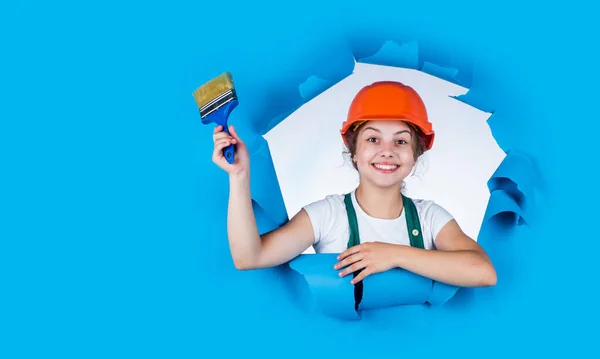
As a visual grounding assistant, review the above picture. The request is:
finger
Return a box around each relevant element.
[351,268,372,284]
[339,260,367,277]
[213,125,224,134]
[338,245,361,261]
[213,125,231,138]
[229,125,244,143]
[213,134,237,146]
[334,253,362,270]
[214,138,233,148]
[213,139,233,158]
[213,130,233,142]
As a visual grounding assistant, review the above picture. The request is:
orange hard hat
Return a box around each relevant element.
[340,81,434,150]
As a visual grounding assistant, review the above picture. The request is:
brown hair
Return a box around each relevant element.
[343,121,427,171]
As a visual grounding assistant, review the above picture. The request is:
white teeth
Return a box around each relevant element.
[373,164,398,170]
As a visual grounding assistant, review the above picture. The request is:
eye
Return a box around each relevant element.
[367,137,378,143]
[396,139,408,145]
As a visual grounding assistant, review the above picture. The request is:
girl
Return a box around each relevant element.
[212,81,497,288]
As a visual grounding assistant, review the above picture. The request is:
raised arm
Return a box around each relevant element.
[213,125,314,270]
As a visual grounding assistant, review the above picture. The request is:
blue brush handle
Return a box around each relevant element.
[202,99,238,164]
[221,125,235,164]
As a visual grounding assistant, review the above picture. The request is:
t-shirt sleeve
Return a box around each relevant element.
[302,196,338,244]
[419,200,454,245]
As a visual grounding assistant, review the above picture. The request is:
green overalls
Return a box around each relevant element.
[343,193,425,310]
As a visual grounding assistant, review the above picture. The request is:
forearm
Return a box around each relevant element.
[227,173,262,269]
[393,246,497,287]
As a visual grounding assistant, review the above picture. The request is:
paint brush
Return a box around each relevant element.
[192,72,238,164]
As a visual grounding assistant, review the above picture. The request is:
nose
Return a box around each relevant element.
[379,142,394,157]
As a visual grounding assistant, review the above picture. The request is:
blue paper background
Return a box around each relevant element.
[1,0,598,358]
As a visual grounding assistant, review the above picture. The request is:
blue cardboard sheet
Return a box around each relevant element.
[3,0,589,356]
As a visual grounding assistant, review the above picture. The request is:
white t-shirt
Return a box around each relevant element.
[302,189,454,254]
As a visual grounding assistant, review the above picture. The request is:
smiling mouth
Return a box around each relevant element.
[372,163,399,173]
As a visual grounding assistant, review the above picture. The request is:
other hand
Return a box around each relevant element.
[212,125,250,177]
[334,242,401,284]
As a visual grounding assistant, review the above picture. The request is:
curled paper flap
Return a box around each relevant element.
[359,268,435,310]
[483,189,525,228]
[428,280,461,306]
[485,150,537,228]
[288,254,460,319]
[288,254,359,320]
[488,150,536,209]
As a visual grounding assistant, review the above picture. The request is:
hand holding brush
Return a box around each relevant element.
[212,124,249,177]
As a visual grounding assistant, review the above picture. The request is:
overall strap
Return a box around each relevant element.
[344,193,360,248]
[343,193,362,311]
[402,194,425,249]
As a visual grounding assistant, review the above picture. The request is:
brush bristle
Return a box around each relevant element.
[192,72,235,109]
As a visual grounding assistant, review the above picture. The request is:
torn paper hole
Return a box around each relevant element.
[263,62,506,254]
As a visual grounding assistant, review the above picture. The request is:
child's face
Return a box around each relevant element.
[353,120,416,189]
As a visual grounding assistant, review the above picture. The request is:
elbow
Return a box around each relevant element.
[233,258,251,270]
[232,256,258,271]
[469,250,497,287]
[479,264,497,287]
